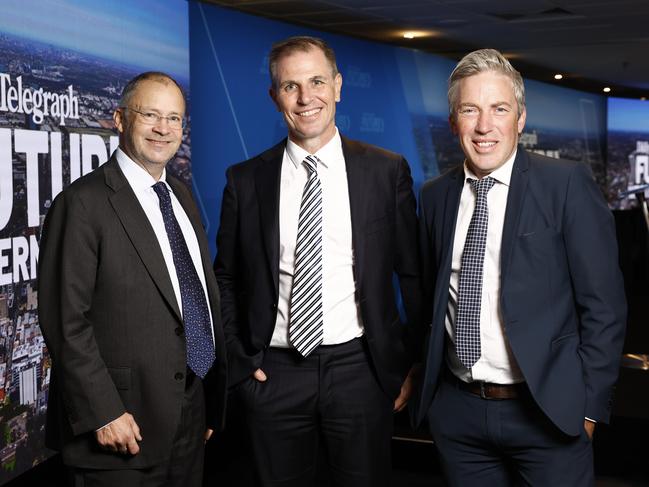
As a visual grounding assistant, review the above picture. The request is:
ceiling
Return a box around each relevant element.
[202,0,649,99]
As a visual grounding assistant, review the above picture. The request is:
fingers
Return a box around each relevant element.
[584,420,596,440]
[393,396,408,412]
[204,428,214,444]
[95,412,142,455]
[253,368,267,382]
[393,366,418,412]
[131,417,143,442]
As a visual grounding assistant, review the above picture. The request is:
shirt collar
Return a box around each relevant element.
[115,147,168,193]
[463,148,517,187]
[285,128,342,170]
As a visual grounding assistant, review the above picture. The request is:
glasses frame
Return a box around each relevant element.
[121,106,186,129]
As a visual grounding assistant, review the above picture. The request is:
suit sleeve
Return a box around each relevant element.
[214,167,262,385]
[563,163,627,423]
[394,157,423,362]
[38,192,126,436]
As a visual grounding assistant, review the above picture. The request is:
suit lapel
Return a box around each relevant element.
[255,141,285,297]
[341,137,370,284]
[104,158,183,323]
[500,148,530,283]
[435,166,464,305]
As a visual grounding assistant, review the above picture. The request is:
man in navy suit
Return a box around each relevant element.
[415,49,626,486]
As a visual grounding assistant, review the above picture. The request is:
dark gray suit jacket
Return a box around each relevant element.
[38,155,227,468]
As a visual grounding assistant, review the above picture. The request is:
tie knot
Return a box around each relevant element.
[152,181,170,201]
[468,177,495,197]
[303,155,319,175]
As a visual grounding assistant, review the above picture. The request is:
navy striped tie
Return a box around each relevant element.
[456,176,495,368]
[289,155,323,357]
[152,182,215,378]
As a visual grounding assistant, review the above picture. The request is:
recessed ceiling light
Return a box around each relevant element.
[403,32,416,39]
[603,87,611,93]
[554,74,563,80]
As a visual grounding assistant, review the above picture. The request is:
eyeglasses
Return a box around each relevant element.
[122,107,186,129]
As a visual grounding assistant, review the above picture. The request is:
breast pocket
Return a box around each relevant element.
[517,226,563,260]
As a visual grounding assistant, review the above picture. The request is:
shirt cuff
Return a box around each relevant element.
[95,417,118,432]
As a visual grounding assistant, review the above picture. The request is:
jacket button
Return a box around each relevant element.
[175,372,184,381]
[175,327,183,336]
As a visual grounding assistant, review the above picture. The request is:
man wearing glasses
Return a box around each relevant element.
[38,72,227,486]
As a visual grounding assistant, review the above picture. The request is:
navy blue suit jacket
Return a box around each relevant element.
[414,148,626,436]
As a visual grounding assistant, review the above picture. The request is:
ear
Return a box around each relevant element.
[269,87,281,112]
[517,106,527,134]
[113,108,125,134]
[334,73,342,102]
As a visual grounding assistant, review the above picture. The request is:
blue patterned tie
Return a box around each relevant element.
[456,176,495,369]
[289,155,323,357]
[152,182,215,378]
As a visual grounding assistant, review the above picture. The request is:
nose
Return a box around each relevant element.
[152,117,171,134]
[475,111,493,134]
[297,86,313,105]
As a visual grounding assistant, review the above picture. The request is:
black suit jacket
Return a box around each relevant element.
[38,156,227,468]
[414,149,626,435]
[214,136,420,399]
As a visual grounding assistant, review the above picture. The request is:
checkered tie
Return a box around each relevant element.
[456,176,495,369]
[289,155,323,357]
[152,182,215,378]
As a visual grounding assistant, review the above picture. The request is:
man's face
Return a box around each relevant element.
[270,47,342,153]
[450,71,526,178]
[114,79,185,172]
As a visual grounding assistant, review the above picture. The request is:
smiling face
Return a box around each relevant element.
[450,71,526,178]
[270,47,342,154]
[113,78,185,179]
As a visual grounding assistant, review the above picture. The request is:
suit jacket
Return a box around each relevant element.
[415,148,626,436]
[214,136,420,399]
[38,156,228,468]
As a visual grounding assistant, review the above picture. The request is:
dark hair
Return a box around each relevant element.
[269,36,338,88]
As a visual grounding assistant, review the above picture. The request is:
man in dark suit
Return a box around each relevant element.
[415,49,626,486]
[214,36,420,487]
[38,72,227,486]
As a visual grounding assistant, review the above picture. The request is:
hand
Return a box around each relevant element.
[204,428,214,444]
[393,366,419,412]
[95,412,142,455]
[584,420,596,440]
[253,368,267,382]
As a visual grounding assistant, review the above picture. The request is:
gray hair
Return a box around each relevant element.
[269,36,338,89]
[448,49,525,118]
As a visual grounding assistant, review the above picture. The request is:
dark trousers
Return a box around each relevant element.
[70,371,206,487]
[427,373,594,487]
[236,338,394,487]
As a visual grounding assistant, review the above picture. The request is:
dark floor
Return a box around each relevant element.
[6,415,648,486]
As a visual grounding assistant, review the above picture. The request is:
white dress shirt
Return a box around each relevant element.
[270,129,363,347]
[446,150,524,384]
[115,148,214,336]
